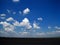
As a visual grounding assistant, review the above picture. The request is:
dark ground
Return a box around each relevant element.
[0,37,60,45]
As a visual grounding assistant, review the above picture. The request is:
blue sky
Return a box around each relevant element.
[0,0,60,38]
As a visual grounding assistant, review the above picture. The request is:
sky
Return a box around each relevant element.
[0,0,60,38]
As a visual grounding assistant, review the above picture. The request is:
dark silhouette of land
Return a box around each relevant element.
[0,37,60,45]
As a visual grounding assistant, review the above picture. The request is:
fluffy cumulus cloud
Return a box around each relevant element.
[0,21,10,27]
[13,21,20,26]
[4,25,14,32]
[6,17,41,30]
[0,17,60,37]
[12,0,20,2]
[0,21,14,32]
[23,8,30,15]
[6,17,32,29]
[20,18,32,29]
[33,22,40,29]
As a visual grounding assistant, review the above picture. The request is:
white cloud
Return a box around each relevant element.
[19,32,29,35]
[35,31,60,37]
[20,18,29,26]
[12,0,20,2]
[7,9,11,13]
[46,31,55,34]
[47,31,60,35]
[0,31,9,37]
[23,8,30,15]
[33,22,40,29]
[0,14,6,17]
[4,25,14,32]
[37,17,43,21]
[55,31,60,33]
[36,32,46,36]
[48,26,51,29]
[20,18,32,29]
[0,31,19,37]
[0,21,10,26]
[0,21,14,32]
[6,17,14,21]
[0,14,6,19]
[2,17,32,31]
[1,17,60,37]
[7,31,19,37]
[13,21,20,26]
[54,26,60,30]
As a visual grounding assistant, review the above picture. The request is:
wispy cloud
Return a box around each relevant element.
[0,17,6,19]
[36,32,46,36]
[37,17,43,21]
[13,12,16,15]
[12,0,20,2]
[0,14,6,17]
[0,31,19,37]
[0,31,9,37]
[6,17,14,21]
[7,9,11,13]
[0,14,6,19]
[19,11,22,14]
[19,32,30,35]
[48,26,51,29]
[54,26,60,30]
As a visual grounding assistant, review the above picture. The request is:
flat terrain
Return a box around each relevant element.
[0,37,60,45]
